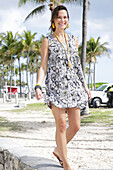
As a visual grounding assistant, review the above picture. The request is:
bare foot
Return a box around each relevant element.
[53,147,63,167]
[53,147,59,155]
[53,147,71,169]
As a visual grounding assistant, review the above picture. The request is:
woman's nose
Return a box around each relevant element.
[61,18,64,22]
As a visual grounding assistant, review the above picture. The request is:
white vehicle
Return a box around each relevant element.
[89,83,113,108]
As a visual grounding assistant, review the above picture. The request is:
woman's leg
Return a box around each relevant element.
[51,104,71,170]
[54,108,80,155]
[66,108,80,144]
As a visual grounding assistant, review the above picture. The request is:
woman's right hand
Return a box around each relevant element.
[35,88,43,100]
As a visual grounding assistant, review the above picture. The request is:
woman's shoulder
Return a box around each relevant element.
[41,37,49,48]
[45,34,53,40]
[67,33,78,40]
[45,34,56,44]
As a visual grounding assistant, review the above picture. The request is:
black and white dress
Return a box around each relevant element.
[44,34,88,110]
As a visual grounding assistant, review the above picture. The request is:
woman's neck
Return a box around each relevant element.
[54,29,65,39]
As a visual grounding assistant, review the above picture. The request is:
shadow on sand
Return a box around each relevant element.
[21,156,63,170]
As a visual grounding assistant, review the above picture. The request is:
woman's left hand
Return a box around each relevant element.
[85,88,91,101]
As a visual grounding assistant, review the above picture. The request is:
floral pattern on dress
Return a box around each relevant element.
[44,34,88,110]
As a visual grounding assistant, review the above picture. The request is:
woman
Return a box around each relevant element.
[35,5,91,170]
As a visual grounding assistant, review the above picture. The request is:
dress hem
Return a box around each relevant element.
[45,98,87,110]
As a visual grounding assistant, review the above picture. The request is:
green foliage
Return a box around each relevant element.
[81,108,113,126]
[0,30,42,93]
[95,82,108,88]
[18,0,87,21]
[89,82,108,89]
[83,37,111,89]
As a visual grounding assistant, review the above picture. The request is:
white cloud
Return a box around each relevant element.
[0,8,26,34]
[87,18,113,55]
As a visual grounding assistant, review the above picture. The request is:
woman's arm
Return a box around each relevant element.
[35,37,49,100]
[82,73,91,100]
[74,35,91,100]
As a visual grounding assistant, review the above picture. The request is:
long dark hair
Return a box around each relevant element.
[50,5,69,32]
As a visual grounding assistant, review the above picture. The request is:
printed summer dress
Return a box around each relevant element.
[44,33,88,110]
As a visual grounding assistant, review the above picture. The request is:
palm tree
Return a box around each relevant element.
[0,42,11,94]
[21,62,26,85]
[21,30,37,94]
[28,53,36,90]
[0,31,18,98]
[18,0,60,21]
[34,36,44,77]
[18,0,90,20]
[15,67,19,85]
[86,37,110,90]
[9,36,24,97]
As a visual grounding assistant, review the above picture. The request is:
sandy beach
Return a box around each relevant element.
[0,98,113,169]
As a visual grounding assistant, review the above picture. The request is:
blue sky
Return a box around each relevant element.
[0,0,113,84]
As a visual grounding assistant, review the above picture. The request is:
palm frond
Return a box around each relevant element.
[24,5,46,22]
[35,0,47,3]
[18,0,46,7]
[18,0,29,7]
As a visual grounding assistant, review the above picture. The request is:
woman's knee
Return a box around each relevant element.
[52,106,66,133]
[57,119,67,133]
[75,123,80,132]
[70,123,80,133]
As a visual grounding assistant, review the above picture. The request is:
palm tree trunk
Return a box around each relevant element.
[36,59,38,82]
[18,58,22,97]
[0,82,1,98]
[81,0,88,76]
[26,53,30,93]
[14,63,15,86]
[32,66,34,91]
[93,62,96,90]
[30,72,32,89]
[2,63,5,90]
[81,0,89,115]
[91,74,93,90]
[9,55,13,99]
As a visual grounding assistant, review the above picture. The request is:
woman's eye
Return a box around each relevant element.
[57,16,67,19]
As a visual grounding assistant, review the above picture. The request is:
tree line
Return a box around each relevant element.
[0,31,43,96]
[0,30,110,97]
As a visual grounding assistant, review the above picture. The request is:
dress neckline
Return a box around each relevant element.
[50,33,70,43]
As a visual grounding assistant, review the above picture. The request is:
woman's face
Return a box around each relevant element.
[54,10,68,30]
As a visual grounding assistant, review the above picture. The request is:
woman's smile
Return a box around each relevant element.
[54,10,68,30]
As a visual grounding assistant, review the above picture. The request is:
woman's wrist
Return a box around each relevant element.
[35,84,42,91]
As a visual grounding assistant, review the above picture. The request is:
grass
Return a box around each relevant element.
[1,103,113,132]
[0,116,23,132]
[0,116,7,122]
[9,102,49,113]
[81,108,113,126]
[0,103,50,132]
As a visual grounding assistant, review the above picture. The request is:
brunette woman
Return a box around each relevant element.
[35,5,91,170]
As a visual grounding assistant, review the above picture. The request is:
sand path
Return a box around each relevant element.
[0,101,113,169]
